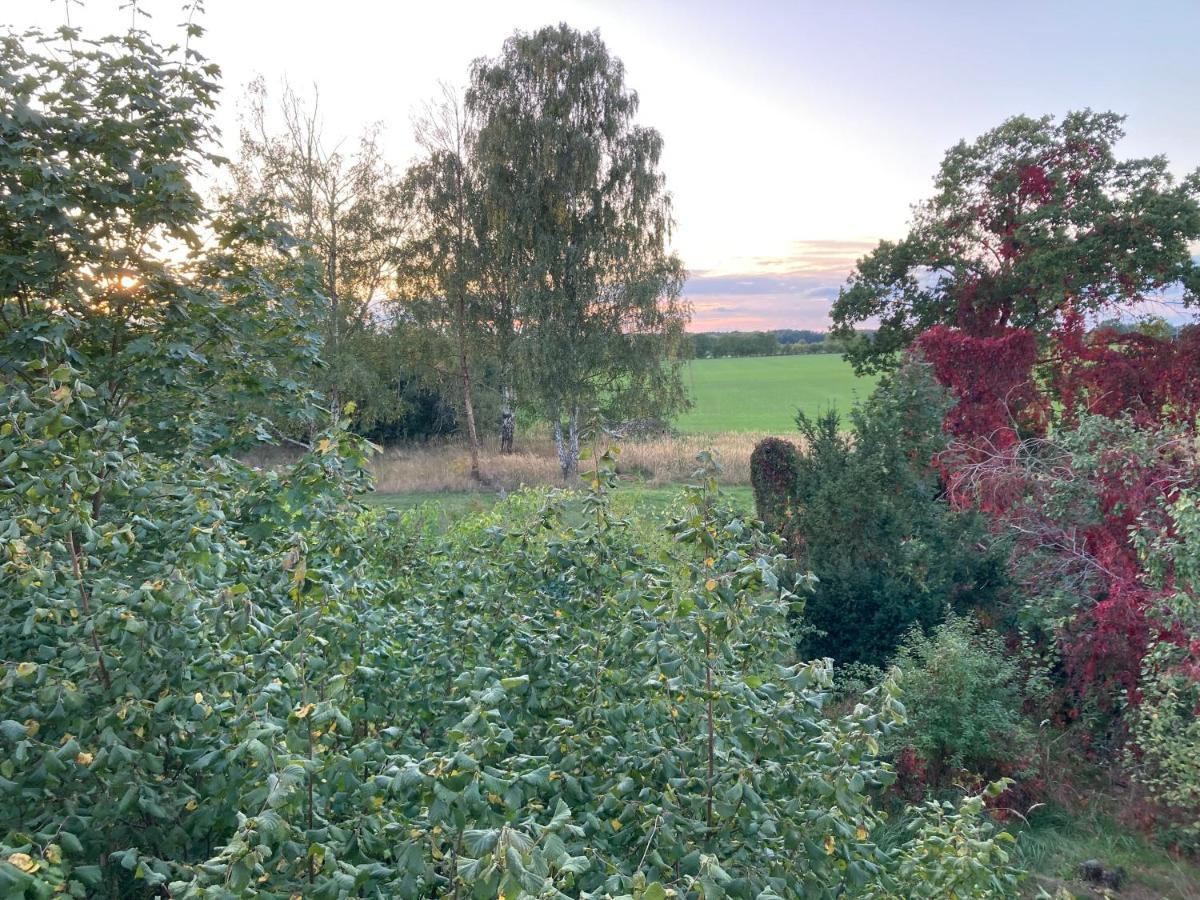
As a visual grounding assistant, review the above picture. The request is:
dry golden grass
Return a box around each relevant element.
[245,430,794,493]
[370,431,786,493]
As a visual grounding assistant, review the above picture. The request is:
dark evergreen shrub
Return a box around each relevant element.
[787,360,1008,666]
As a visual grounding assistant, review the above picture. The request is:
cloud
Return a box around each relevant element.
[684,245,1200,332]
[683,238,879,330]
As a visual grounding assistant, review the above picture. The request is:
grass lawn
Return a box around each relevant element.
[1014,805,1200,898]
[675,354,878,434]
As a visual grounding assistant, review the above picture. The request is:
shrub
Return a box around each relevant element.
[749,436,799,533]
[890,615,1033,785]
[1130,491,1200,850]
[782,360,1007,666]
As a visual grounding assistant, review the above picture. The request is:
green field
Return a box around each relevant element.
[674,354,877,433]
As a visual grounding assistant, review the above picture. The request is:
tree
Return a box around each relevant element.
[398,84,487,479]
[0,23,354,894]
[229,78,408,425]
[751,361,1007,666]
[467,24,690,478]
[889,614,1032,787]
[832,111,1200,374]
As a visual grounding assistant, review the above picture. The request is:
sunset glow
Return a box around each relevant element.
[15,0,1199,331]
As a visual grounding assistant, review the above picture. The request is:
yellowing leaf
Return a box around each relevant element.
[75,751,93,766]
[857,825,868,841]
[185,798,198,811]
[44,844,62,865]
[193,692,203,705]
[6,852,39,873]
[16,661,36,678]
[24,719,39,738]
[610,818,623,831]
[316,438,332,454]
[296,703,315,719]
[704,579,717,592]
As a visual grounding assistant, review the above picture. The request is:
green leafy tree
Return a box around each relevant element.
[230,77,409,426]
[831,111,1200,373]
[398,84,489,478]
[467,24,691,478]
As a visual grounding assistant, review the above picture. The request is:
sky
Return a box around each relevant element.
[10,0,1200,330]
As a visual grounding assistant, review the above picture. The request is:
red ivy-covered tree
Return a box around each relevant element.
[832,111,1200,375]
[913,325,1044,451]
[1053,310,1200,427]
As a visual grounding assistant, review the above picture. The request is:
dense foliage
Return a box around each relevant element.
[747,437,799,534]
[751,362,1006,666]
[1131,491,1200,850]
[888,616,1032,786]
[804,107,1200,848]
[0,22,1026,900]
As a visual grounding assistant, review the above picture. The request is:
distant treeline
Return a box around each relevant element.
[689,319,1183,360]
[689,329,863,358]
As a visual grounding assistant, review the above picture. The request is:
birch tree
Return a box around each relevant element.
[467,24,690,479]
[230,80,408,423]
[398,85,486,479]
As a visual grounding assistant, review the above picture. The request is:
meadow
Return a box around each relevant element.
[675,354,877,433]
[356,353,874,510]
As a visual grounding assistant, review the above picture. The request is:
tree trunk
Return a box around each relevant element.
[553,406,580,481]
[458,345,481,482]
[328,386,341,426]
[499,382,515,454]
[569,406,580,473]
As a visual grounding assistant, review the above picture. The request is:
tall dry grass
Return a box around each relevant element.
[370,431,785,493]
[245,431,791,493]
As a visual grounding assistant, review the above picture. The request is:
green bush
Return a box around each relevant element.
[782,360,1007,666]
[1130,491,1200,851]
[890,615,1033,784]
[749,436,800,534]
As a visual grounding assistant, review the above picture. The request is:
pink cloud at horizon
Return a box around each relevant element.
[681,238,878,331]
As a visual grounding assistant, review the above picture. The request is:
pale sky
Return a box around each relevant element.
[10,0,1200,329]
